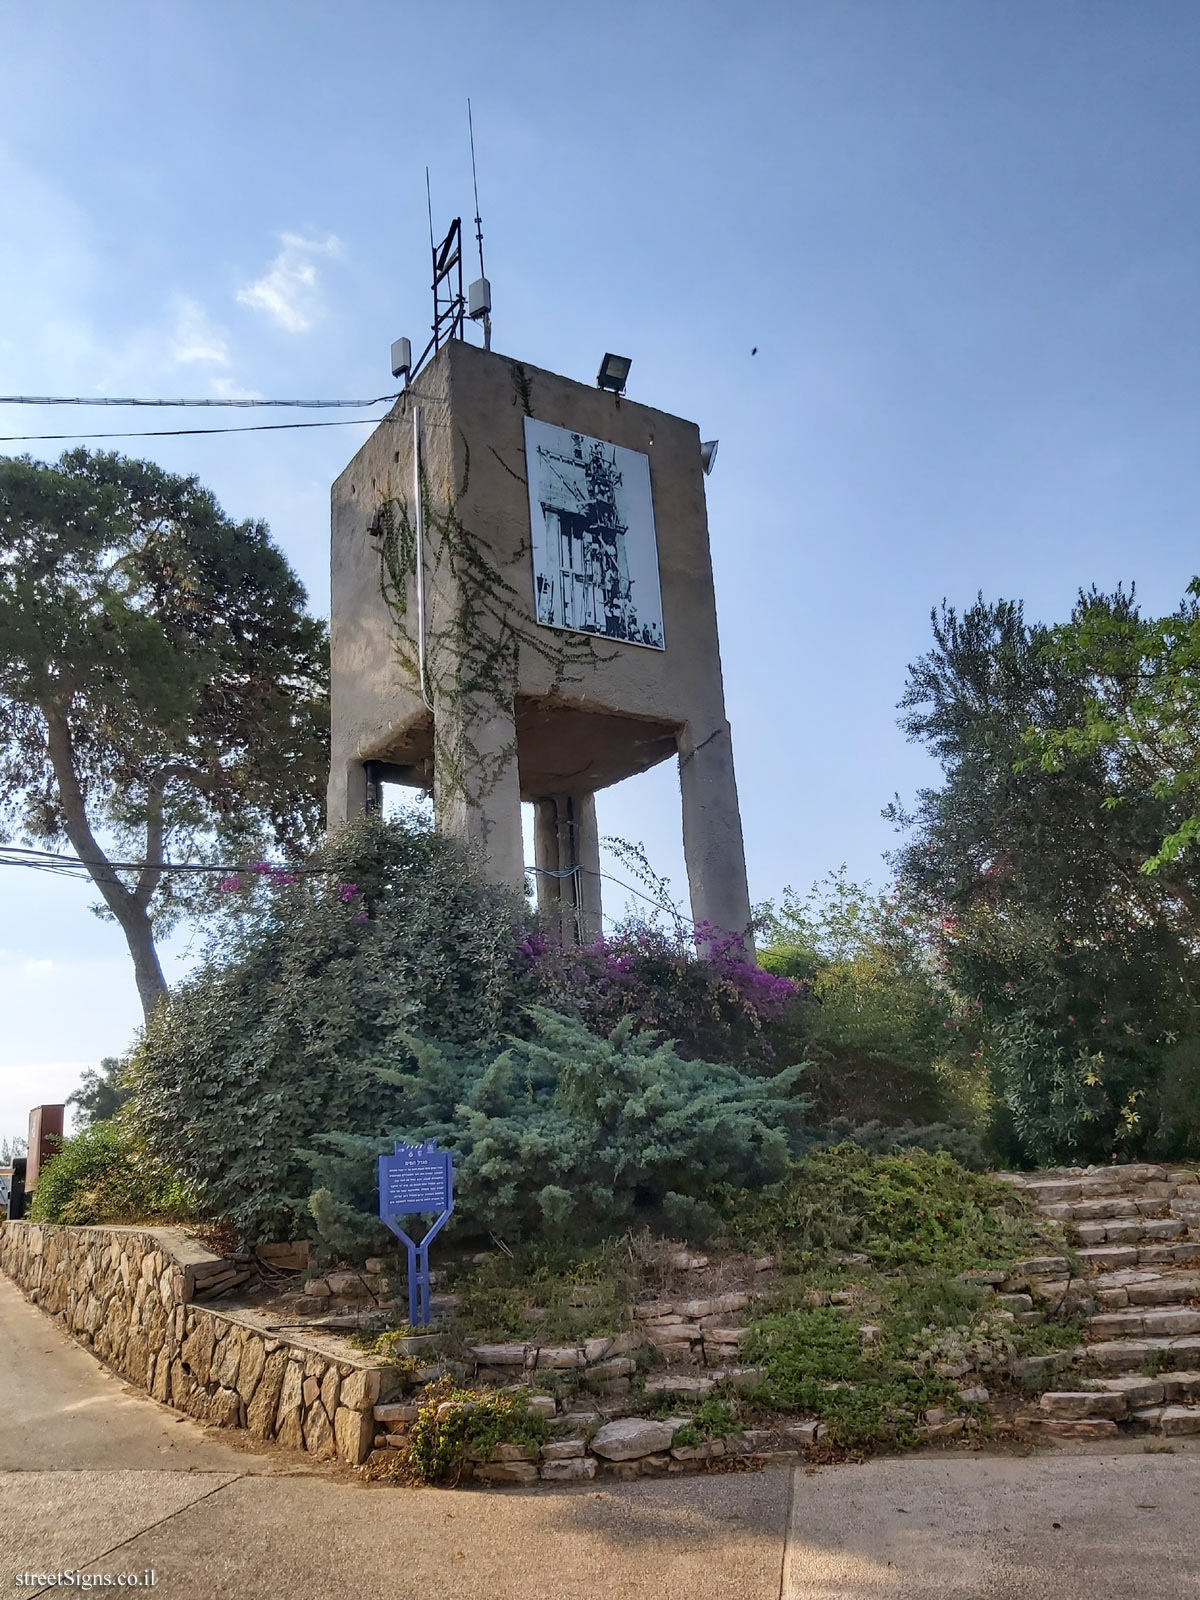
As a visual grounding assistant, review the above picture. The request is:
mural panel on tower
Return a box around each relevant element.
[524,417,665,649]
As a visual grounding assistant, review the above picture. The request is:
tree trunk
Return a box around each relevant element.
[43,709,169,1023]
[115,900,169,1022]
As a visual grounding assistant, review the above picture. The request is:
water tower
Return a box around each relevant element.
[327,220,752,946]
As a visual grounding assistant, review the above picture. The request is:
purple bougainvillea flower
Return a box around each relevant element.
[354,910,370,924]
[339,882,361,902]
[603,954,636,976]
[250,861,272,874]
[217,874,242,893]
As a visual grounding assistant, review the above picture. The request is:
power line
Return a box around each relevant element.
[0,394,401,409]
[0,406,472,446]
[527,863,694,930]
[1,845,695,928]
[0,416,394,444]
[0,845,328,879]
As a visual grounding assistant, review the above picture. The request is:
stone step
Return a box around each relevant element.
[1024,1376,1200,1440]
[1030,1279,1094,1312]
[1076,1243,1200,1272]
[1087,1306,1200,1340]
[1043,1198,1174,1225]
[1071,1218,1187,1246]
[1038,1390,1128,1421]
[1069,1197,1158,1221]
[1022,1416,1119,1440]
[643,1373,715,1399]
[1130,1403,1200,1436]
[1007,1256,1071,1278]
[1075,1246,1141,1270]
[1094,1374,1170,1406]
[1019,1168,1172,1204]
[1097,1371,1200,1404]
[1083,1334,1200,1372]
[1027,1398,1200,1438]
[1090,1269,1200,1308]
[1113,1275,1200,1309]
[1018,1164,1197,1184]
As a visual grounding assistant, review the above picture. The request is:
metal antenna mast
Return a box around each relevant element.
[468,100,485,281]
[467,99,492,351]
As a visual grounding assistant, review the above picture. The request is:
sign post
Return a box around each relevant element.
[377,1140,455,1328]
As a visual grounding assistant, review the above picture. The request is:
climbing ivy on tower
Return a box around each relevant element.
[371,438,606,810]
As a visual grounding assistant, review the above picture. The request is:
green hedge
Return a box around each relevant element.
[305,1006,809,1255]
[30,1120,193,1226]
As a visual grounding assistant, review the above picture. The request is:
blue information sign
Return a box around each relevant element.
[377,1141,455,1328]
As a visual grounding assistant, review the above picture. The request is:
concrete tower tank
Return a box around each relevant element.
[328,339,751,947]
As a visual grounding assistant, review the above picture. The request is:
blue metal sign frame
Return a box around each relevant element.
[377,1140,455,1328]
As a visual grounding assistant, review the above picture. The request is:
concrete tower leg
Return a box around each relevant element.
[432,691,525,892]
[678,719,754,951]
[533,791,603,946]
[328,757,368,830]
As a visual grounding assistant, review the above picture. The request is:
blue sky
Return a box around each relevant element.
[3,1,1200,1137]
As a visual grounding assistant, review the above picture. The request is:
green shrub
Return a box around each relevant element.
[743,1306,953,1449]
[128,815,537,1240]
[130,813,818,1243]
[30,1120,193,1225]
[757,872,959,1125]
[981,1006,1113,1166]
[405,1378,547,1484]
[304,1007,808,1256]
[818,1118,988,1171]
[723,1144,1040,1270]
[1146,1037,1200,1160]
[671,1397,742,1446]
[439,1239,639,1343]
[735,1150,1077,1451]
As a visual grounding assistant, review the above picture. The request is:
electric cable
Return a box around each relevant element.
[0,845,696,927]
[527,863,695,929]
[0,394,401,408]
[0,406,471,447]
[0,845,329,879]
[0,417,394,444]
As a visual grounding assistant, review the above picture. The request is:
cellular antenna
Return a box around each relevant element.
[466,99,493,351]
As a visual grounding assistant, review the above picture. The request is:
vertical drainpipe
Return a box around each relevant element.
[413,405,431,709]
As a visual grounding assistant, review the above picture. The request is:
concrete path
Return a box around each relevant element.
[4,1273,1200,1599]
[783,1451,1200,1599]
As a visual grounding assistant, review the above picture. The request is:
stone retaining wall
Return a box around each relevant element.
[0,1220,399,1465]
[372,1398,816,1485]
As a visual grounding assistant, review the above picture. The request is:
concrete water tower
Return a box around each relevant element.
[328,226,752,945]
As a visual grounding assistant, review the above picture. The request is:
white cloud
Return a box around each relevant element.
[0,145,268,407]
[210,376,265,400]
[0,951,55,982]
[236,232,345,333]
[169,296,230,365]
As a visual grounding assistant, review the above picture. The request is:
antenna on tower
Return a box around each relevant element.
[466,99,492,351]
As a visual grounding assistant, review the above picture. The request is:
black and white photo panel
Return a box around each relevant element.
[524,417,665,650]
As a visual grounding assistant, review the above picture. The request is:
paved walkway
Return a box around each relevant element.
[3,1273,1200,1598]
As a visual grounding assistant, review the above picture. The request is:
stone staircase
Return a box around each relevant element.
[1000,1163,1200,1441]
